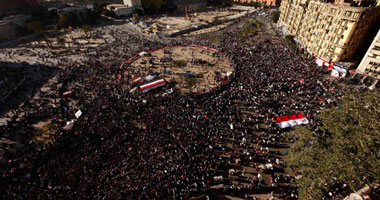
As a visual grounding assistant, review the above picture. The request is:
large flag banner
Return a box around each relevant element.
[275,113,309,129]
[316,58,324,67]
[140,79,166,93]
[75,110,82,118]
[331,69,340,78]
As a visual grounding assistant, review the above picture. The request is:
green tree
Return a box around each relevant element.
[58,15,69,29]
[27,21,43,34]
[141,0,167,14]
[207,0,232,7]
[272,10,280,23]
[81,25,92,37]
[56,36,65,46]
[286,91,380,199]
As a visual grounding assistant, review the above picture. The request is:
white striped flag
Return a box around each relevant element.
[140,79,166,93]
[275,113,309,129]
[131,76,144,85]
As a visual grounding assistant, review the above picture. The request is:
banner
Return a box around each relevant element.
[176,72,194,76]
[139,51,148,56]
[275,113,309,129]
[140,79,166,93]
[331,69,340,78]
[333,63,348,77]
[210,184,224,189]
[316,58,324,67]
[63,120,74,130]
[63,91,72,96]
[131,76,144,85]
[144,75,155,81]
[75,110,82,118]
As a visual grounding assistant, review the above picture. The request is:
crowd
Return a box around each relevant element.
[0,16,361,200]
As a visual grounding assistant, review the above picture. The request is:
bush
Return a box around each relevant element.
[271,10,280,23]
[172,60,187,68]
[185,76,197,88]
[285,35,294,43]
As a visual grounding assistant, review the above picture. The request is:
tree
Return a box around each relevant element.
[271,10,280,23]
[286,91,380,199]
[285,35,294,43]
[207,0,232,7]
[27,21,43,34]
[56,37,65,46]
[141,0,167,14]
[81,25,92,37]
[58,15,69,29]
[102,9,116,18]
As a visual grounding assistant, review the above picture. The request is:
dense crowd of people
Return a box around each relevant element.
[0,15,363,199]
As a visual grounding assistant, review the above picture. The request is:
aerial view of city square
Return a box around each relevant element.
[0,0,379,199]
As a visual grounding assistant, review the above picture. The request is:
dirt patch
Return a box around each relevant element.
[33,120,57,145]
[127,46,233,93]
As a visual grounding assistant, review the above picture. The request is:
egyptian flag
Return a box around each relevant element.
[327,62,334,70]
[131,75,144,85]
[140,79,166,93]
[331,69,340,78]
[316,58,324,67]
[275,113,309,129]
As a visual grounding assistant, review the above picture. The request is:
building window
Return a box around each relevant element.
[335,37,340,44]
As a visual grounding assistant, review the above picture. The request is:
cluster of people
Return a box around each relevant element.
[0,15,361,200]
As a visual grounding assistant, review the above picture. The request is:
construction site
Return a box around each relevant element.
[136,5,257,37]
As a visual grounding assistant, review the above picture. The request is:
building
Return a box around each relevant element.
[278,0,380,63]
[106,0,142,17]
[106,4,134,17]
[123,0,142,8]
[0,0,39,15]
[233,0,282,7]
[356,29,380,78]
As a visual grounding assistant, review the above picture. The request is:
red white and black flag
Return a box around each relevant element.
[140,79,166,93]
[275,113,309,129]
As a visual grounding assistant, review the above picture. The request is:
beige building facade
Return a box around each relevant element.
[278,0,380,62]
[356,29,380,78]
[233,0,282,7]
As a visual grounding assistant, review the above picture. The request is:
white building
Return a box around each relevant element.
[356,29,380,79]
[123,0,142,8]
[106,0,142,17]
[106,4,134,17]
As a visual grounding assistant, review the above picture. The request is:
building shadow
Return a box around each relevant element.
[0,61,59,117]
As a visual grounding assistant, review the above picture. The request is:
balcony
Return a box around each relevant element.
[372,49,380,56]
